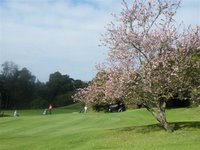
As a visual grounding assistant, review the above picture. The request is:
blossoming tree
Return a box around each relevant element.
[74,0,200,132]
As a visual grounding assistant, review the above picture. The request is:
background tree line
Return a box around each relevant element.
[0,61,87,110]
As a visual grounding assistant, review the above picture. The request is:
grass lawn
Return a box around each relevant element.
[0,104,200,150]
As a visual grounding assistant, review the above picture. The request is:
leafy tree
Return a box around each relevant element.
[73,79,88,89]
[74,0,200,132]
[0,62,37,109]
[0,61,19,109]
[1,61,18,78]
[34,80,48,99]
[14,67,36,108]
[46,72,86,107]
[0,75,4,111]
[47,72,74,101]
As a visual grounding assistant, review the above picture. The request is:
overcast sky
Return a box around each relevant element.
[0,0,199,82]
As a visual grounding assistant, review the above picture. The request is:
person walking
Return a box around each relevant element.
[13,110,19,117]
[84,105,88,113]
[48,104,52,114]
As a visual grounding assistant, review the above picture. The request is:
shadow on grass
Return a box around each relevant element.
[114,121,200,133]
[0,114,11,117]
[173,121,200,130]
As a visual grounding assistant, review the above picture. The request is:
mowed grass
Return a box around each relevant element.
[0,104,200,150]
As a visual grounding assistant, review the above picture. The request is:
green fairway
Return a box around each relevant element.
[0,105,200,150]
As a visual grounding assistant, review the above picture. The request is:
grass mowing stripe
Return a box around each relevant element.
[0,107,200,150]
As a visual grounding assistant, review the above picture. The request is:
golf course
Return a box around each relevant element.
[0,0,199,149]
[0,104,200,150]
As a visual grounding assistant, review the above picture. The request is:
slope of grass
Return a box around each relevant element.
[1,103,83,117]
[0,106,200,150]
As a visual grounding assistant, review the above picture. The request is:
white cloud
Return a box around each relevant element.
[0,0,120,82]
[0,0,199,82]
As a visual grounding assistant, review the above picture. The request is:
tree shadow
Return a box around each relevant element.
[113,121,200,133]
[0,114,11,117]
[117,124,163,133]
[172,121,200,131]
[0,112,11,117]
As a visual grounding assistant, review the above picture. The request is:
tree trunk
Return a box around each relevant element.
[144,101,173,132]
[157,100,173,132]
[156,111,173,132]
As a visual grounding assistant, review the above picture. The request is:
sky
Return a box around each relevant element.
[0,0,199,82]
